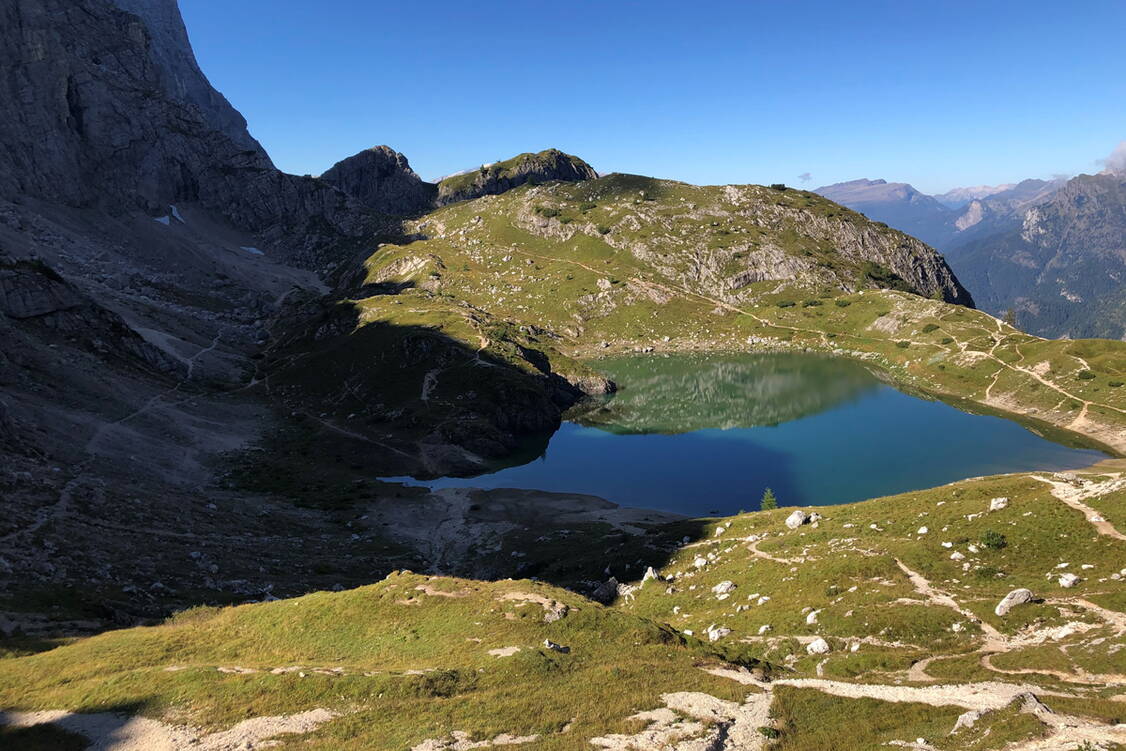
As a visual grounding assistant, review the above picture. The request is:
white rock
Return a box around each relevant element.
[712,580,737,596]
[642,566,661,583]
[806,637,830,655]
[989,497,1009,511]
[693,557,708,569]
[706,624,732,642]
[1058,573,1080,588]
[758,624,772,635]
[951,709,988,733]
[994,588,1034,616]
[917,526,928,535]
[785,510,809,529]
[941,542,953,548]
[950,551,965,561]
[805,609,821,625]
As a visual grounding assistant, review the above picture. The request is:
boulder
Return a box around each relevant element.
[543,602,569,623]
[0,262,83,319]
[543,640,570,654]
[712,580,736,596]
[785,510,809,529]
[989,497,1009,511]
[705,624,732,642]
[1058,573,1080,588]
[806,637,830,655]
[642,566,661,584]
[994,588,1034,616]
[950,709,988,734]
[590,577,619,604]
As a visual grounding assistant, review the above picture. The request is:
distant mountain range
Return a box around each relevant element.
[815,172,1126,340]
[814,177,1067,253]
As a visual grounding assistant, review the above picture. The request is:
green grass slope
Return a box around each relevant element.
[356,176,1125,454]
[3,465,1124,749]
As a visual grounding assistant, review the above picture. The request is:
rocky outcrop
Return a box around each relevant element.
[437,149,596,205]
[0,260,83,319]
[321,146,438,216]
[0,254,182,375]
[994,588,1034,617]
[0,0,370,262]
[509,176,973,306]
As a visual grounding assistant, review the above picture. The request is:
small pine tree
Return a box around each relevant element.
[760,488,778,511]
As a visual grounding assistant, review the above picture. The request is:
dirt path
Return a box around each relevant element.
[1029,474,1126,541]
[0,708,336,751]
[747,537,806,565]
[590,690,773,751]
[979,653,1126,686]
[0,468,91,545]
[894,559,1006,646]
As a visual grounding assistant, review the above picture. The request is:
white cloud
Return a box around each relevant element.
[1098,141,1126,174]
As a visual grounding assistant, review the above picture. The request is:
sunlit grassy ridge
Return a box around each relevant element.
[356,176,1126,453]
[3,467,1123,749]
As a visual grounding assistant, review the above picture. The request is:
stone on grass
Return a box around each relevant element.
[705,624,732,642]
[1058,573,1080,588]
[989,497,1009,511]
[994,588,1033,617]
[806,637,830,655]
[712,580,736,596]
[785,510,809,529]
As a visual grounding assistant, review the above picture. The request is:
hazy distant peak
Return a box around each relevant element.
[814,178,933,205]
[935,184,1015,208]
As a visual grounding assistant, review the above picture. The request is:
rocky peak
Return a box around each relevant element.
[320,146,438,216]
[436,149,597,205]
[0,0,369,263]
[107,0,263,153]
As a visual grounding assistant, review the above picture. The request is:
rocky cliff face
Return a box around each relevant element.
[496,176,972,306]
[0,0,369,260]
[436,149,597,205]
[946,172,1126,338]
[320,146,438,216]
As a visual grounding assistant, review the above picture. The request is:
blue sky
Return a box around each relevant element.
[180,0,1126,193]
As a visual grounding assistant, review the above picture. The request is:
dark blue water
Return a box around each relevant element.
[392,353,1107,515]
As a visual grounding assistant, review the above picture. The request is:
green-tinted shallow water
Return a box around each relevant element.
[394,353,1108,515]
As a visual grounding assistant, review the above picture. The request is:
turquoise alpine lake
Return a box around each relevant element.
[393,353,1108,516]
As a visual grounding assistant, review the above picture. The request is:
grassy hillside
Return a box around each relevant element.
[3,464,1124,750]
[354,176,1125,454]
